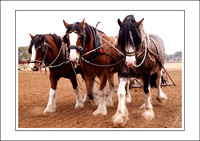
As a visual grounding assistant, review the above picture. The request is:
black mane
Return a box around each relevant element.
[118,15,141,52]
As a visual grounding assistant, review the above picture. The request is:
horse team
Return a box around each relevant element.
[28,14,168,127]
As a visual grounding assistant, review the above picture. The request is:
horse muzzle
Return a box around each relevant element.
[69,48,80,64]
[31,66,39,71]
[70,57,79,64]
[125,56,136,68]
[125,61,136,68]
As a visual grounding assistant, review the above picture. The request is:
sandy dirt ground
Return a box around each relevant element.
[18,62,182,128]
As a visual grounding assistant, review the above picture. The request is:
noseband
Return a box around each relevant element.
[125,51,136,56]
[68,45,85,53]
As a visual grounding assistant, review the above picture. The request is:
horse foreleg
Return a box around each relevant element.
[113,77,129,127]
[84,76,98,106]
[156,69,168,103]
[141,76,154,120]
[93,75,107,116]
[70,76,84,109]
[83,80,89,103]
[83,79,97,104]
[106,73,114,107]
[43,76,58,113]
[125,79,132,103]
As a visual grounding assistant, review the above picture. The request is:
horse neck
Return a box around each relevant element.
[45,40,61,65]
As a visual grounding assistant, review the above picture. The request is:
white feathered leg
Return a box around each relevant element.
[156,69,168,103]
[83,80,89,103]
[106,74,114,107]
[74,86,84,109]
[141,88,155,120]
[43,88,56,113]
[125,79,132,103]
[93,87,107,116]
[113,78,129,127]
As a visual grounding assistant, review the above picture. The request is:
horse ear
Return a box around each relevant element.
[136,18,144,27]
[79,18,85,30]
[63,20,69,29]
[29,33,34,39]
[118,19,123,27]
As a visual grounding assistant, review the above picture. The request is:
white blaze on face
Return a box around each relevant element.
[29,45,36,69]
[125,31,136,68]
[125,45,136,68]
[70,32,78,46]
[69,32,79,62]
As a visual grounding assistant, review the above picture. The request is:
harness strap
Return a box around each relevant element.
[81,56,125,67]
[147,47,176,86]
[84,26,102,61]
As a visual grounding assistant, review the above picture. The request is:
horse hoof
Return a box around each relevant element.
[113,116,127,127]
[75,102,84,109]
[141,108,154,120]
[93,106,107,116]
[43,106,56,114]
[113,111,128,127]
[156,94,168,103]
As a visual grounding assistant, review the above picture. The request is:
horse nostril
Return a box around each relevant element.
[32,66,39,71]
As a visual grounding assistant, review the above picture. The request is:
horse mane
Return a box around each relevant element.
[51,34,62,48]
[118,15,141,51]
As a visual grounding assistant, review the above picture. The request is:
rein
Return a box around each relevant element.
[81,57,125,67]
[134,33,150,68]
[81,34,125,67]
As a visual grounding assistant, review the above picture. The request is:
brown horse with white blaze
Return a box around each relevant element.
[28,33,84,113]
[62,19,128,116]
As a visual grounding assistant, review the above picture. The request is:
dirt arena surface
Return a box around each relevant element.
[18,62,182,128]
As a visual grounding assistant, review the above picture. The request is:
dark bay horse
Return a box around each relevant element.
[62,19,128,116]
[113,15,168,126]
[28,33,84,113]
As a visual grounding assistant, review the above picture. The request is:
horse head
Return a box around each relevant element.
[118,15,144,68]
[63,19,87,64]
[28,34,47,71]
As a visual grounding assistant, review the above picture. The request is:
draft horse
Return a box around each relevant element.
[62,19,128,116]
[28,33,84,113]
[113,15,168,126]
